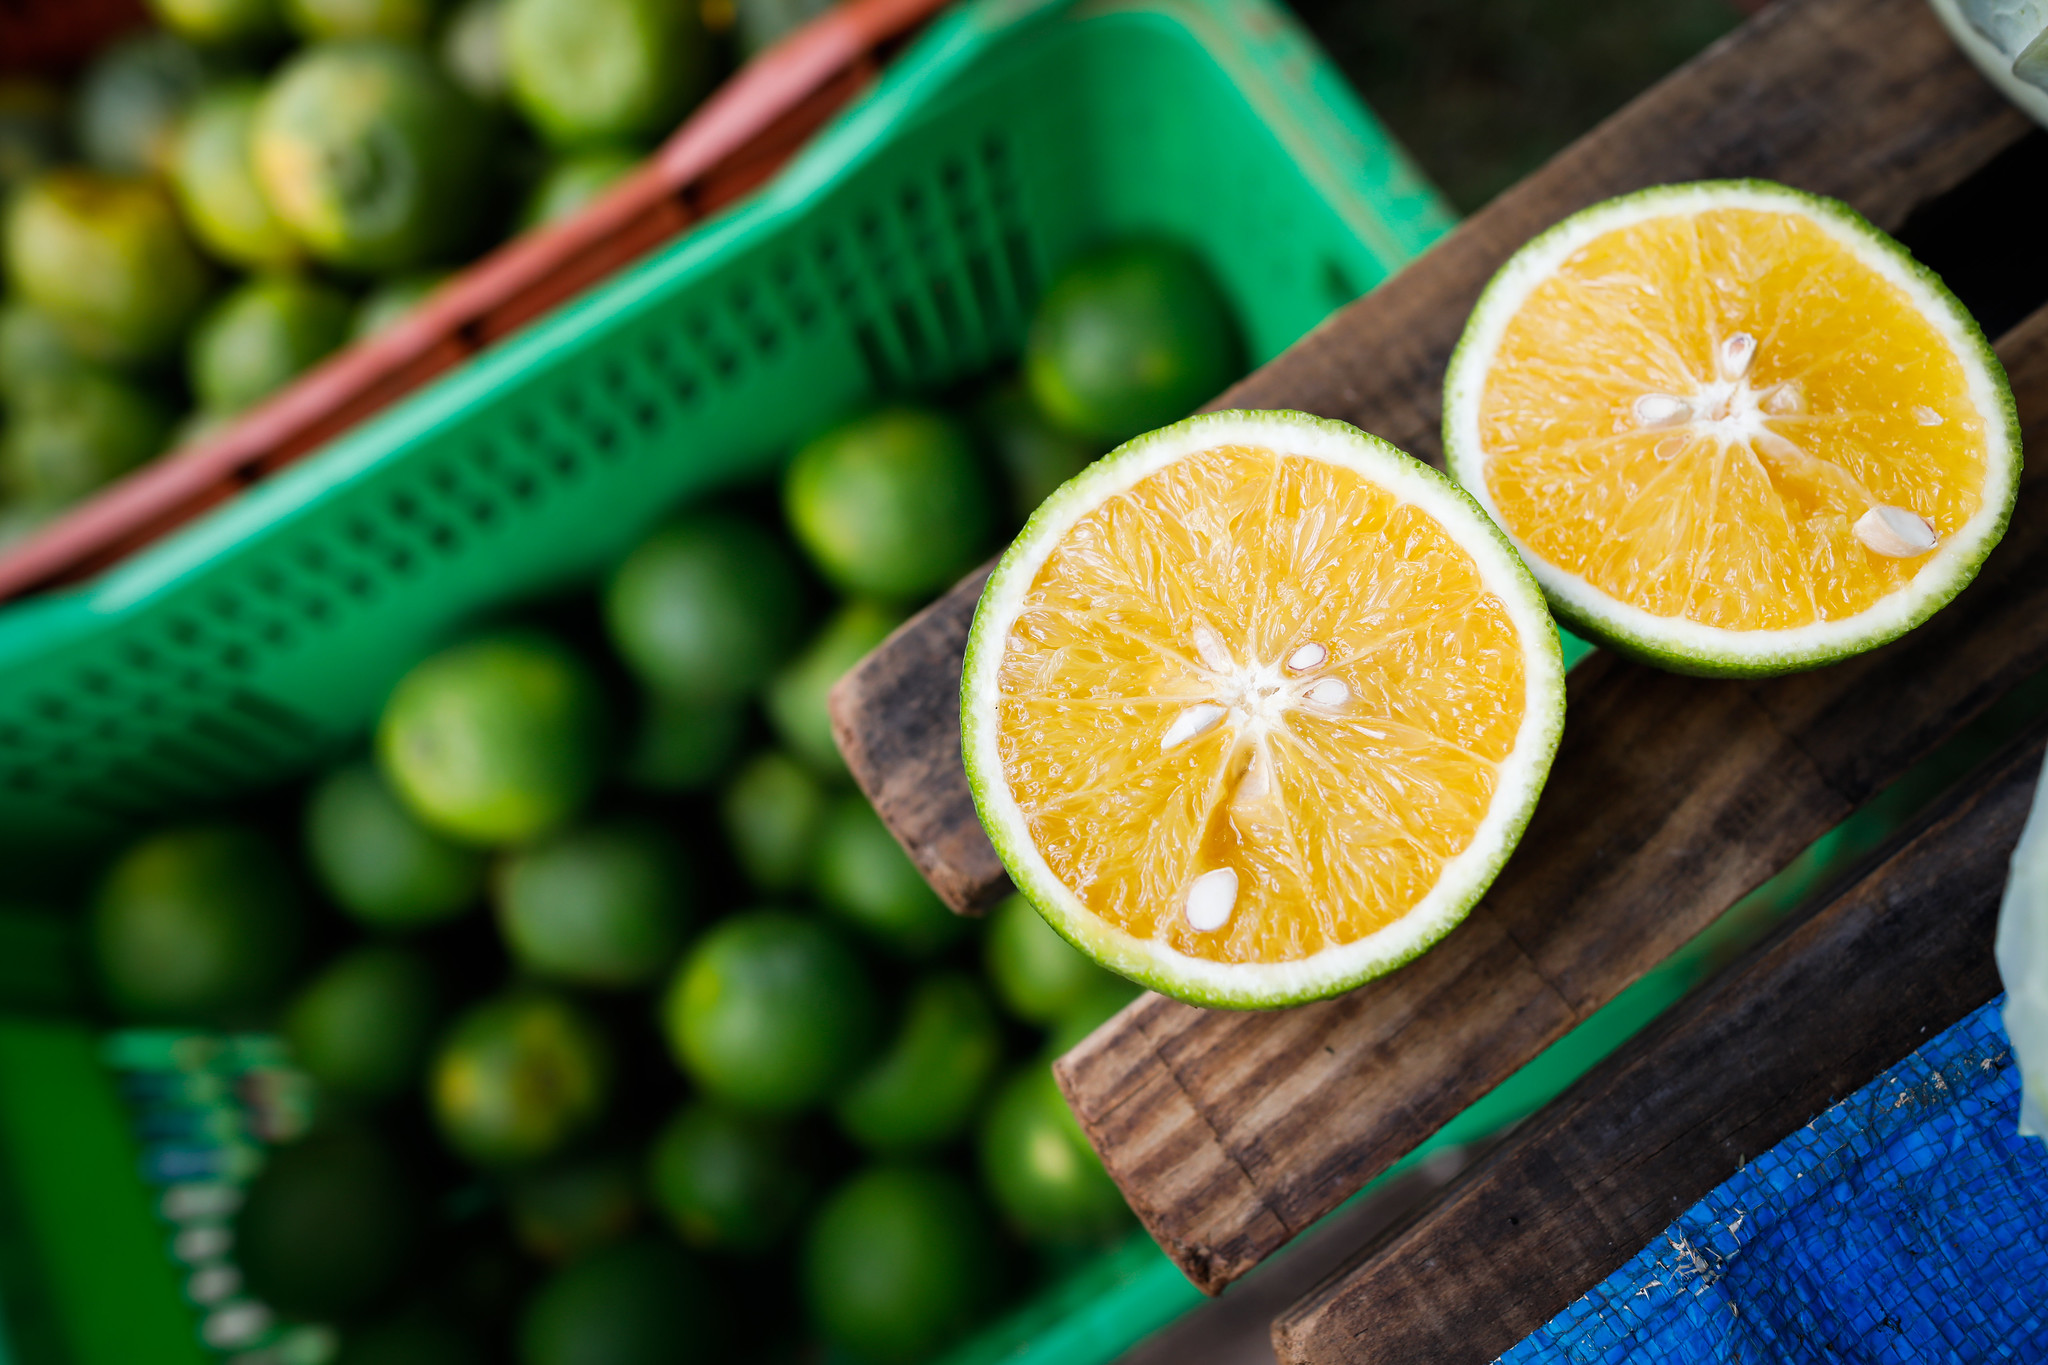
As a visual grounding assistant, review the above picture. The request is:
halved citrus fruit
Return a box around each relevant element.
[961,410,1565,1009]
[1444,179,2020,676]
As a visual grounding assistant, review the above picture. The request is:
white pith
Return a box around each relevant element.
[961,411,1567,1010]
[1443,181,2020,673]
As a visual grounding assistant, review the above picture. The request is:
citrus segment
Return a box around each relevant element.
[963,411,1564,1008]
[1445,181,2019,675]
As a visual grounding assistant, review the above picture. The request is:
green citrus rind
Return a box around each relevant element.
[961,409,1567,1010]
[1443,179,2022,679]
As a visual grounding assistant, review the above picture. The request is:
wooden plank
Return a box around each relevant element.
[827,0,2029,914]
[1269,724,2033,1365]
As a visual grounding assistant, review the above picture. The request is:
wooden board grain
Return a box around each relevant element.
[1268,723,2034,1365]
[827,0,2029,915]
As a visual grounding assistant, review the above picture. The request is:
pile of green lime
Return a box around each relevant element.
[71,231,1241,1360]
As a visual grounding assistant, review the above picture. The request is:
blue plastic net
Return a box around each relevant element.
[1499,997,2048,1364]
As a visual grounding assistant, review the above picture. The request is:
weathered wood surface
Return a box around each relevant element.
[828,0,2029,915]
[1269,722,2034,1365]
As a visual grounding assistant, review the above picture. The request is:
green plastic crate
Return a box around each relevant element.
[0,0,1450,860]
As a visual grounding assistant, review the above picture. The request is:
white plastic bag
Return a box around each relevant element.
[1996,750,2048,1140]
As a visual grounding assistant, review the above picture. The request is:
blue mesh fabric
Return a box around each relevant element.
[1499,998,2048,1364]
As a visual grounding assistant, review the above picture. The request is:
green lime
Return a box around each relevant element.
[376,632,606,845]
[520,146,640,229]
[1,368,169,503]
[90,824,300,1024]
[621,691,746,793]
[237,1124,415,1320]
[1043,974,1141,1055]
[784,405,995,600]
[4,171,213,365]
[663,909,877,1114]
[835,972,1000,1154]
[432,989,611,1167]
[1024,240,1242,444]
[648,1099,807,1253]
[188,273,353,414]
[442,0,510,104]
[306,759,486,929]
[74,32,217,178]
[351,269,449,341]
[337,1311,482,1365]
[169,82,300,271]
[149,0,288,45]
[518,1238,720,1365]
[984,892,1132,1028]
[284,944,439,1103]
[802,1166,997,1365]
[765,600,903,778]
[286,0,443,40]
[504,0,708,147]
[0,82,69,197]
[978,1062,1130,1246]
[494,820,689,988]
[604,515,806,704]
[254,40,493,272]
[974,376,1102,519]
[508,1151,641,1262]
[811,795,961,957]
[719,752,825,892]
[0,301,84,398]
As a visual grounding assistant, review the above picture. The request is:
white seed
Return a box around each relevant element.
[1161,702,1226,750]
[1912,405,1944,426]
[1854,505,1939,558]
[1304,677,1350,707]
[1185,867,1239,932]
[1234,744,1271,806]
[1285,642,1327,672]
[1632,393,1691,428]
[1763,382,1805,415]
[1191,623,1234,673]
[1718,331,1757,380]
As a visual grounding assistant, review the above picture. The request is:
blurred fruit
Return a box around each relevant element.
[1043,974,1140,1055]
[719,752,824,892]
[520,146,640,229]
[803,1166,997,1365]
[978,1062,1130,1246]
[254,40,492,271]
[169,82,301,270]
[648,1099,807,1254]
[622,691,745,793]
[432,989,611,1166]
[836,972,1000,1154]
[188,274,353,413]
[765,600,902,778]
[287,0,443,40]
[377,632,606,845]
[604,516,806,703]
[442,0,511,104]
[336,1310,483,1365]
[664,909,877,1114]
[504,0,708,147]
[984,892,1132,1028]
[306,759,487,929]
[90,824,300,1024]
[0,82,69,196]
[495,820,690,988]
[509,1151,641,1262]
[784,404,994,599]
[74,33,217,179]
[149,0,288,46]
[237,1124,416,1319]
[811,796,961,957]
[169,406,235,451]
[1024,240,1241,444]
[351,269,448,340]
[517,1237,720,1365]
[975,376,1100,518]
[1,369,169,502]
[284,944,439,1102]
[0,301,84,397]
[4,171,213,365]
